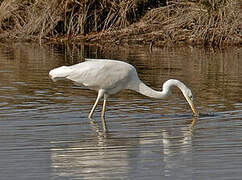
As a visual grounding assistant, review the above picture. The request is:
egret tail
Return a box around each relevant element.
[49,66,73,81]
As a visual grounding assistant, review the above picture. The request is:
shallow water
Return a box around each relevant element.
[0,43,241,180]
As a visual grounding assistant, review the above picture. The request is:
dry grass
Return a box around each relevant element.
[0,0,64,41]
[0,0,241,47]
[88,0,241,47]
[0,0,143,41]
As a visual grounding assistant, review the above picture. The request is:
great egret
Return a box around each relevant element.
[49,59,198,131]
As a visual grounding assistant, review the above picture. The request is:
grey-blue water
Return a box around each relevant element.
[0,43,241,180]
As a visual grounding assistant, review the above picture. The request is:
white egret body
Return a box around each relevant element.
[49,59,198,131]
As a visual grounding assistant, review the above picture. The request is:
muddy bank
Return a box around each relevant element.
[0,0,241,47]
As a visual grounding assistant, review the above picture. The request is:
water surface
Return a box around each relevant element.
[0,43,241,180]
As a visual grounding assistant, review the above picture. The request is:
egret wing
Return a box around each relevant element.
[65,60,133,91]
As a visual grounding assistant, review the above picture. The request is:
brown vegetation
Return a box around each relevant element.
[0,0,241,47]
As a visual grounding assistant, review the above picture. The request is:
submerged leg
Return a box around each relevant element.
[88,90,104,119]
[101,95,108,132]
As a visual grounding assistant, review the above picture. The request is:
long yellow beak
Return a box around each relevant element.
[190,100,199,117]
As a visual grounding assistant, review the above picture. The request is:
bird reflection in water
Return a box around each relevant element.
[50,123,133,179]
[162,117,197,177]
[50,117,197,179]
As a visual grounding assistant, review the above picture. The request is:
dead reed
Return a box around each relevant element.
[0,0,241,47]
[88,0,241,47]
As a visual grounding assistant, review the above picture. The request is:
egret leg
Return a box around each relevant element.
[88,90,104,119]
[101,97,108,132]
[101,96,107,118]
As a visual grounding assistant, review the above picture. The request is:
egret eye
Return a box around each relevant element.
[189,95,193,101]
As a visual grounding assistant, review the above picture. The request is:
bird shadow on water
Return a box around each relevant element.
[157,111,216,119]
[198,111,216,117]
[172,111,218,129]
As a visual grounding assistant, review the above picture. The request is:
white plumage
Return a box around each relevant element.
[50,59,138,94]
[49,59,198,131]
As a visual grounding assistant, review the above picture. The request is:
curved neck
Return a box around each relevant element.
[131,79,187,99]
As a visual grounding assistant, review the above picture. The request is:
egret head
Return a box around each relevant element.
[162,79,199,116]
[182,88,198,116]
